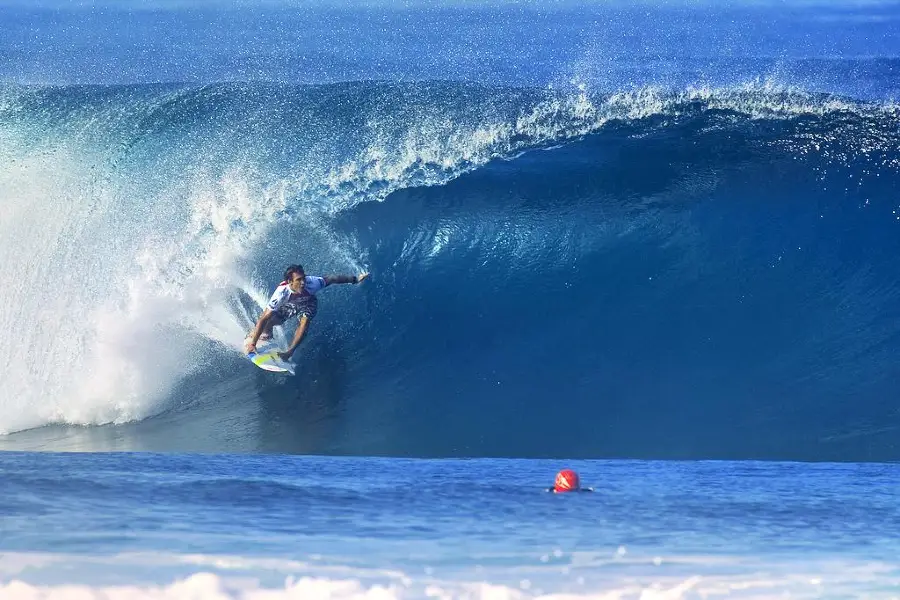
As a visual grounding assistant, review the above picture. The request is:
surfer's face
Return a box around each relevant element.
[288,273,305,293]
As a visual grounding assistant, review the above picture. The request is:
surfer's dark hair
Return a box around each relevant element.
[284,264,305,281]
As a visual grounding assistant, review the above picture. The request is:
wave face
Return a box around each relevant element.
[2,79,900,460]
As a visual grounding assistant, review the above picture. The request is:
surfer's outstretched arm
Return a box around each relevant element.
[279,314,310,360]
[324,272,369,286]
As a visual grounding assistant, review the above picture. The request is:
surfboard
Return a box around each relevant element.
[244,337,295,375]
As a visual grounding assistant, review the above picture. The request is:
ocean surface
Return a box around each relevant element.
[2,0,900,597]
[4,452,900,599]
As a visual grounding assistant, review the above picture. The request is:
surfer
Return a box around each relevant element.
[244,264,369,361]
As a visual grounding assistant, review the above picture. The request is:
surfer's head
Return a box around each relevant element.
[554,469,580,493]
[284,264,305,292]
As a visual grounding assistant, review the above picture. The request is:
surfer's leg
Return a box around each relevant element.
[260,312,285,340]
[246,312,283,342]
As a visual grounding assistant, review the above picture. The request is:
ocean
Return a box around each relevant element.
[4,453,900,598]
[1,0,900,597]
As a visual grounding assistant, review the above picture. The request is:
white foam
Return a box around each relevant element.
[0,119,287,434]
[1,574,405,600]
[3,551,899,600]
[0,567,894,600]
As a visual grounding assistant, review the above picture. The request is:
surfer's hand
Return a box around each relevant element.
[244,342,257,354]
[356,272,369,284]
[278,350,294,361]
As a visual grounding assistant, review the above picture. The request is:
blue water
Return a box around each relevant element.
[3,0,900,595]
[3,452,900,597]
